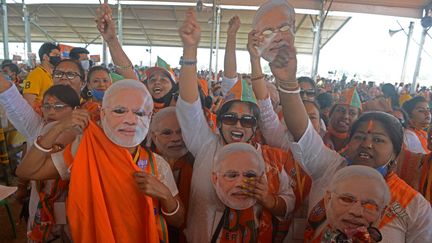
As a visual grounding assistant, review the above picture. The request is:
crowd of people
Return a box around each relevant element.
[0,0,431,242]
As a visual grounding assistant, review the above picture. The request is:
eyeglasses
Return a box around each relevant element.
[300,89,316,97]
[53,70,82,80]
[220,113,257,128]
[219,170,260,181]
[261,24,292,38]
[41,103,70,111]
[106,106,151,118]
[332,191,380,216]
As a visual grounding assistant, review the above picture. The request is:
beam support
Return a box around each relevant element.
[400,21,414,83]
[214,6,221,75]
[117,0,123,45]
[1,0,9,60]
[23,0,32,67]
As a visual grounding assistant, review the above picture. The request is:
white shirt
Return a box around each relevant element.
[176,96,295,243]
[257,98,432,243]
[403,128,427,154]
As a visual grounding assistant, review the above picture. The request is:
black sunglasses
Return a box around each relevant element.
[220,113,257,128]
[300,89,316,97]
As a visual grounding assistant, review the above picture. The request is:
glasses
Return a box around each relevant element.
[300,89,316,97]
[261,24,292,38]
[220,113,257,128]
[41,103,70,111]
[219,170,260,181]
[332,191,380,216]
[53,70,82,80]
[106,106,151,118]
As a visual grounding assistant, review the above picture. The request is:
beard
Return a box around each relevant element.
[101,116,150,148]
[214,182,256,210]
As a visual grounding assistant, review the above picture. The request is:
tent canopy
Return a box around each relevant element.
[1,0,430,54]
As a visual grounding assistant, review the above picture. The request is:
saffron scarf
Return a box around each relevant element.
[65,121,159,243]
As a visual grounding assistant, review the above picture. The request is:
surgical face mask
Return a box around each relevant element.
[49,56,61,66]
[81,60,90,71]
[91,89,105,101]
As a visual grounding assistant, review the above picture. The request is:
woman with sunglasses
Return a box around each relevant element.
[177,9,295,243]
[257,26,432,242]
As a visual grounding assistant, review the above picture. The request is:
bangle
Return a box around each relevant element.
[114,64,132,70]
[179,57,197,66]
[277,85,300,94]
[33,138,53,153]
[161,199,180,216]
[251,74,264,82]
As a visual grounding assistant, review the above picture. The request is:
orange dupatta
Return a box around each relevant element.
[66,121,159,243]
[410,128,431,153]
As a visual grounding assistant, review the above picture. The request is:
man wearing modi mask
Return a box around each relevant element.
[17,79,185,243]
[211,142,292,242]
[305,165,390,243]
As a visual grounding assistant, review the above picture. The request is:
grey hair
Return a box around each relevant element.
[213,143,265,173]
[328,165,391,207]
[150,106,177,132]
[102,79,153,111]
[252,0,296,30]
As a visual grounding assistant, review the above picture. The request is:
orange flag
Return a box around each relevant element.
[66,121,159,243]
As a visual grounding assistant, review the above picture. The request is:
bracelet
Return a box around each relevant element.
[161,199,180,216]
[277,85,300,94]
[179,57,197,66]
[33,138,53,153]
[251,74,264,82]
[114,64,133,70]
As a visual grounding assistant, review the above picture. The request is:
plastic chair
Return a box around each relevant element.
[0,199,17,238]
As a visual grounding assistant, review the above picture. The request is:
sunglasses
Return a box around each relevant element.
[41,103,70,111]
[300,89,316,97]
[220,113,257,128]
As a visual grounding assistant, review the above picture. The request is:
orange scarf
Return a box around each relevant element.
[410,128,431,153]
[379,172,418,228]
[170,153,194,243]
[65,121,159,243]
[81,100,101,122]
[323,126,349,153]
[419,153,432,203]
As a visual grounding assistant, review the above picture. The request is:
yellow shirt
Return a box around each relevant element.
[23,66,53,104]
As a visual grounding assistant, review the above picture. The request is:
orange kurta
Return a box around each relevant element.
[66,121,159,243]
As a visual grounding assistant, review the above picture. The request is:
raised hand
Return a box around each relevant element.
[247,30,263,61]
[179,9,201,48]
[227,16,241,35]
[58,109,91,132]
[269,43,297,84]
[95,2,116,42]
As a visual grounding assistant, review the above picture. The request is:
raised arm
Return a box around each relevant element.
[178,9,201,103]
[95,2,136,80]
[270,42,307,141]
[247,30,268,100]
[16,110,90,180]
[223,16,240,79]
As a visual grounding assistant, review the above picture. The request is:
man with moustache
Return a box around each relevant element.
[150,106,194,242]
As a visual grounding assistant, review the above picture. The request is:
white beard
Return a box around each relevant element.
[101,116,150,148]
